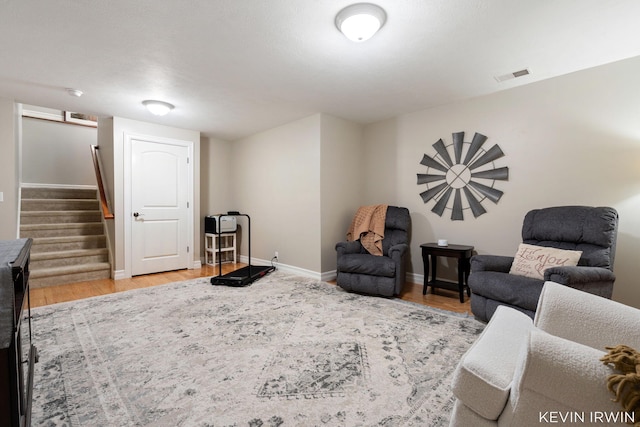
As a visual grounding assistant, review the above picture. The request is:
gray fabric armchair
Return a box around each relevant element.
[335,206,411,297]
[469,206,618,322]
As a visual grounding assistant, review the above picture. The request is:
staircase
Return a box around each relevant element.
[20,187,111,288]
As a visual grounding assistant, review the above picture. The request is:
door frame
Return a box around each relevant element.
[123,132,194,278]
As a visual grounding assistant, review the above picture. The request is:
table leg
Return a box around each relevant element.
[457,257,465,303]
[430,255,438,294]
[463,257,471,297]
[422,249,429,295]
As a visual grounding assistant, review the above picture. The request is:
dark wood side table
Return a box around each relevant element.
[421,243,474,303]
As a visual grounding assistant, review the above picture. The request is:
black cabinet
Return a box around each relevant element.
[0,238,36,427]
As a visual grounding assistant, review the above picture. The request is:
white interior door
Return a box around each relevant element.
[131,138,189,276]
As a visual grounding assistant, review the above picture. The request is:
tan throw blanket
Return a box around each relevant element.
[600,345,640,426]
[346,204,388,256]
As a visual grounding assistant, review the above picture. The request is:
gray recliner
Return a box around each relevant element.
[335,206,411,297]
[469,205,618,322]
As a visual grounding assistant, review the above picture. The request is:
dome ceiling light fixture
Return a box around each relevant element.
[335,3,386,42]
[142,100,175,116]
[66,88,83,97]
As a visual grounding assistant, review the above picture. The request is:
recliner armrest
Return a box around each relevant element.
[470,255,513,273]
[335,240,363,255]
[388,243,408,261]
[544,265,615,286]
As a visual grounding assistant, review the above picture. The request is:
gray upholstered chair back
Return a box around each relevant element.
[521,206,618,270]
[381,206,411,256]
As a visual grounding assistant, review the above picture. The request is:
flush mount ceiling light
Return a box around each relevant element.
[66,88,83,97]
[142,100,174,116]
[335,3,386,42]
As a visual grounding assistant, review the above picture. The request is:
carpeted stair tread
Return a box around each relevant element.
[21,222,103,231]
[30,262,111,278]
[30,248,109,269]
[21,210,102,224]
[31,235,106,253]
[21,198,100,211]
[31,248,107,259]
[21,187,98,200]
[20,222,104,238]
[31,235,106,245]
[29,262,111,288]
[21,210,102,217]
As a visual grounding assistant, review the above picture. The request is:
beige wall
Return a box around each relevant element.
[361,118,399,206]
[22,117,97,186]
[212,113,366,278]
[0,98,19,240]
[230,114,322,274]
[199,135,233,256]
[97,117,116,271]
[387,56,640,308]
[319,114,364,275]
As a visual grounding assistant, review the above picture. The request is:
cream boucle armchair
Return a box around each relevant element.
[450,281,640,426]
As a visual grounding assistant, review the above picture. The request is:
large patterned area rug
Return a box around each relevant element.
[31,271,484,426]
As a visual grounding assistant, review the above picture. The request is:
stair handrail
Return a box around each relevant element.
[90,145,114,219]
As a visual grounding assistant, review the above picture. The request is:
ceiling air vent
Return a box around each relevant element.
[495,68,531,83]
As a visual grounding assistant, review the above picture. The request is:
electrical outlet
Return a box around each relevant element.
[274,251,279,259]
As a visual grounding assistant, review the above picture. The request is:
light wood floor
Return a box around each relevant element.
[30,263,472,314]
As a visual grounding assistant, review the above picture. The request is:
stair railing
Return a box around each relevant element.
[90,145,114,219]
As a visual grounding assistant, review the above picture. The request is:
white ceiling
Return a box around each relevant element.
[1,0,640,141]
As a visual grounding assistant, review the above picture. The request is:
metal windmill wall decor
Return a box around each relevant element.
[417,132,508,220]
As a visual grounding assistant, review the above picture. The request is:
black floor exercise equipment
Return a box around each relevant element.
[210,212,274,287]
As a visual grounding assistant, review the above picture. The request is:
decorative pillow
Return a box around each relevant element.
[509,243,582,280]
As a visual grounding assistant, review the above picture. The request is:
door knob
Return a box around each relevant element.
[133,212,141,218]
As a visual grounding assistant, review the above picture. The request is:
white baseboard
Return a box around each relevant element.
[278,264,324,281]
[237,255,324,281]
[233,257,424,285]
[116,260,202,280]
[120,262,422,285]
[321,270,337,282]
[113,269,127,280]
[326,271,423,285]
[407,272,424,285]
